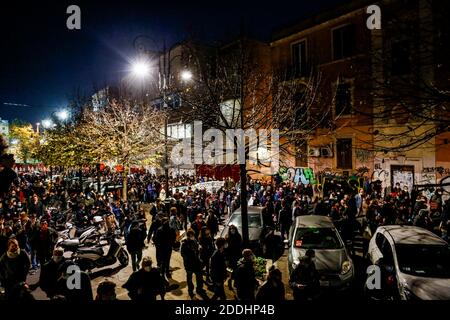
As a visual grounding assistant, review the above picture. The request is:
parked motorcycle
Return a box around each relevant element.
[71,231,129,272]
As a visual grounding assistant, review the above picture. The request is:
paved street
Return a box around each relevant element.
[27,204,294,300]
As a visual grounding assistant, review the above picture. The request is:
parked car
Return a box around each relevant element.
[288,215,354,290]
[219,206,266,252]
[366,225,450,300]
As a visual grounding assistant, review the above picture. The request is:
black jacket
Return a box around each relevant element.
[122,268,166,300]
[0,250,31,289]
[233,260,258,300]
[210,249,227,283]
[180,238,202,272]
[126,225,146,253]
[256,280,285,302]
[153,224,176,253]
[39,258,66,298]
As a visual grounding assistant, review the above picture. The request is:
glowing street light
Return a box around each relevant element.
[56,109,69,121]
[181,70,193,82]
[42,119,54,129]
[131,60,151,78]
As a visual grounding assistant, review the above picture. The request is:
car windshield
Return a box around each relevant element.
[229,214,261,228]
[294,227,343,249]
[396,244,450,278]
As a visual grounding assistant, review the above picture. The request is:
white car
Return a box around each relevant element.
[367,225,450,300]
[288,215,354,290]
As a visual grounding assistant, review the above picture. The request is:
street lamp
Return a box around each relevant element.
[181,70,193,82]
[131,60,151,79]
[42,119,54,129]
[56,109,69,122]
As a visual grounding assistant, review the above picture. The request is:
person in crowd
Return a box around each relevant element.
[95,280,118,300]
[28,194,44,218]
[289,249,320,301]
[0,238,31,300]
[39,248,66,298]
[190,213,206,239]
[126,220,147,272]
[153,217,176,279]
[198,226,215,284]
[55,261,93,301]
[205,209,219,238]
[224,224,242,290]
[35,220,57,266]
[123,256,166,300]
[232,249,258,301]
[278,200,291,241]
[210,237,228,300]
[180,229,206,299]
[256,267,285,302]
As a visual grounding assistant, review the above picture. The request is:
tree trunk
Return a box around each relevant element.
[122,166,128,202]
[78,168,83,192]
[239,163,249,248]
[97,164,101,194]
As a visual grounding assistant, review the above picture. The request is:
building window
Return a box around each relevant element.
[391,41,411,75]
[336,138,352,169]
[167,123,192,139]
[335,83,352,116]
[333,24,356,60]
[292,40,307,77]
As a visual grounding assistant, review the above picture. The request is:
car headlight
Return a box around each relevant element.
[341,260,352,275]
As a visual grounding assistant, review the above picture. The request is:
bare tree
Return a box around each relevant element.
[354,0,450,153]
[168,38,329,245]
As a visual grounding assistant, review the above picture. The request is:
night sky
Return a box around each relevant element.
[1,0,347,124]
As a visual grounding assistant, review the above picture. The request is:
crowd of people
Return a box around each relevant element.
[0,166,449,301]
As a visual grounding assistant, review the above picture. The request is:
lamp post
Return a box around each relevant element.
[130,37,192,193]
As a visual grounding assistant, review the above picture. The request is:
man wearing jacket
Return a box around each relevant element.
[0,238,31,300]
[210,237,228,300]
[181,229,206,299]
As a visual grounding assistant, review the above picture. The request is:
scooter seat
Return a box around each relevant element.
[77,247,104,255]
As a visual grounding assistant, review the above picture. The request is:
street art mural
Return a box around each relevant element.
[277,167,316,185]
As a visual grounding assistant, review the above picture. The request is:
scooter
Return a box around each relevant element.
[56,216,105,251]
[71,231,129,272]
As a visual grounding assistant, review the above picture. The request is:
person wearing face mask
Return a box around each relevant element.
[289,249,320,301]
[39,248,66,298]
[122,256,167,301]
[0,238,31,300]
[256,267,285,302]
[35,220,57,266]
[232,249,258,301]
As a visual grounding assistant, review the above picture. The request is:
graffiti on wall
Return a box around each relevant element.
[422,167,450,177]
[278,167,316,185]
